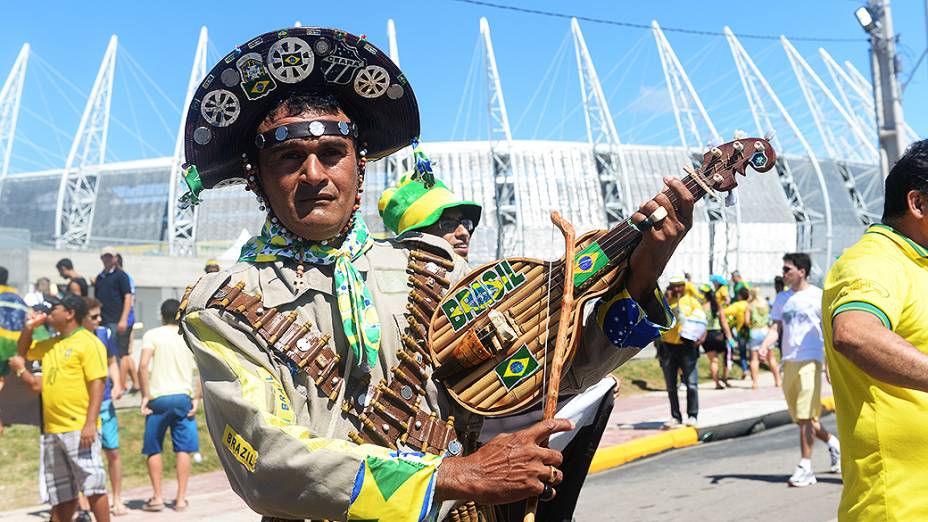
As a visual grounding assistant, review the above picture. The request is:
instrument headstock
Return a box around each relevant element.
[700,137,776,193]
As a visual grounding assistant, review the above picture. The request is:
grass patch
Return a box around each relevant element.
[0,407,221,511]
[614,352,754,394]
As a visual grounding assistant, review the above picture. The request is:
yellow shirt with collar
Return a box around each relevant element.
[823,224,928,521]
[661,294,704,345]
[27,327,108,434]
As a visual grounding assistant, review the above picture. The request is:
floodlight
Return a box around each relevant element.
[855,6,876,32]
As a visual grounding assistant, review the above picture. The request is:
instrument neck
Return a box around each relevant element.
[597,169,712,261]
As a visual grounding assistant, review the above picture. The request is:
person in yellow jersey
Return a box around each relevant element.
[823,140,928,521]
[710,274,730,307]
[683,272,703,303]
[724,287,751,382]
[16,294,110,522]
[658,275,707,428]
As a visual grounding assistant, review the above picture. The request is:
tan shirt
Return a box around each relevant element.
[180,232,657,520]
[141,324,197,399]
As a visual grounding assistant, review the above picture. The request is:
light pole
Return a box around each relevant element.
[856,0,908,178]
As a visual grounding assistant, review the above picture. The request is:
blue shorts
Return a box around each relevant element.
[99,399,119,450]
[142,394,199,456]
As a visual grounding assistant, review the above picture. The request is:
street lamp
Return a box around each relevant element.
[854,6,877,33]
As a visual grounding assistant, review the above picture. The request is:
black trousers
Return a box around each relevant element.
[659,340,700,421]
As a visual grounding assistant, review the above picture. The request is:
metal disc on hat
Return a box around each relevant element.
[337,121,349,136]
[386,84,404,100]
[200,89,240,128]
[275,126,289,141]
[309,121,325,136]
[220,68,240,88]
[193,126,212,145]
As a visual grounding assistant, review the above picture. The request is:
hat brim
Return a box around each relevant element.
[184,28,419,189]
[404,202,483,235]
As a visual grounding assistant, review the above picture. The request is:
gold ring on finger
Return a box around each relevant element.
[549,465,558,484]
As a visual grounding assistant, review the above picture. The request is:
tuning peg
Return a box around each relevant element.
[725,190,738,207]
[732,141,743,152]
[711,147,722,158]
[754,141,766,152]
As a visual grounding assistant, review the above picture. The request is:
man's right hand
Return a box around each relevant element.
[140,397,153,416]
[434,418,572,505]
[25,312,47,330]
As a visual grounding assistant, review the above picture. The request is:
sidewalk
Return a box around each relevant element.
[1,371,830,520]
[591,370,833,472]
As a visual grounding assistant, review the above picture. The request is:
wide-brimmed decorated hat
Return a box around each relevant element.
[182,27,419,193]
[378,173,482,235]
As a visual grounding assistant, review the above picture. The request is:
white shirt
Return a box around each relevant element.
[770,286,824,362]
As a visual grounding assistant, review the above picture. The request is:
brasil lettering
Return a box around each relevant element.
[441,260,526,332]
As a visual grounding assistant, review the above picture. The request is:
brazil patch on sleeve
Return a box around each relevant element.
[494,344,540,391]
[573,242,610,287]
[223,425,257,472]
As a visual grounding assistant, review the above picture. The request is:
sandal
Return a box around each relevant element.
[142,498,165,512]
[173,500,190,512]
[111,504,129,516]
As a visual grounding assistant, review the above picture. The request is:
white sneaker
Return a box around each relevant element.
[787,465,817,487]
[829,446,841,473]
[662,419,683,430]
[685,416,698,427]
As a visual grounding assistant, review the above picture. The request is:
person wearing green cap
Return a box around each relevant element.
[379,173,481,259]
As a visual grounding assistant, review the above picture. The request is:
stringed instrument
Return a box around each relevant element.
[426,138,777,417]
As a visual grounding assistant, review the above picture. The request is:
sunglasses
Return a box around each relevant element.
[435,217,476,234]
[781,265,794,274]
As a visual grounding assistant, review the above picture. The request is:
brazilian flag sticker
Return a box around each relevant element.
[494,344,540,391]
[573,242,610,287]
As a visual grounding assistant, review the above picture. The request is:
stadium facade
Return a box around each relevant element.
[0,16,915,312]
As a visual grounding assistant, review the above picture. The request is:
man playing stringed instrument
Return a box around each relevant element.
[175,26,708,522]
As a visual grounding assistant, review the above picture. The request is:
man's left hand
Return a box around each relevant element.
[117,320,128,334]
[626,176,694,304]
[79,422,96,449]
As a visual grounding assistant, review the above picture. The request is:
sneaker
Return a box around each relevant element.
[829,445,841,473]
[685,416,698,427]
[662,418,683,430]
[787,465,817,487]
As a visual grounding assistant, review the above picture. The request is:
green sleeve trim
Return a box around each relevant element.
[833,301,892,330]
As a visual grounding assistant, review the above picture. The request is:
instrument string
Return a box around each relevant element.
[537,161,720,299]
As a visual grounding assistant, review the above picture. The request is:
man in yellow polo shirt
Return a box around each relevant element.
[16,294,110,522]
[823,140,928,521]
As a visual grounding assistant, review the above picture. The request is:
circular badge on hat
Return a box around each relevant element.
[267,37,314,84]
[354,65,390,98]
[200,89,241,128]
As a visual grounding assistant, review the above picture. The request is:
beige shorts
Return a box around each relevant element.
[782,359,822,422]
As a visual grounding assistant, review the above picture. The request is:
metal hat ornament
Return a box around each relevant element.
[181,27,421,198]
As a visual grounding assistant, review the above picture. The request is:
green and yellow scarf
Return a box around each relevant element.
[239,212,382,372]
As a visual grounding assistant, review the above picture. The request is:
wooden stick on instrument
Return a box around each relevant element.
[524,210,577,522]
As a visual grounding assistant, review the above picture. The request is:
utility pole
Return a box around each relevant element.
[857,0,907,177]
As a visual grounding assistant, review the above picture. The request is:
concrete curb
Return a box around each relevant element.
[589,395,835,474]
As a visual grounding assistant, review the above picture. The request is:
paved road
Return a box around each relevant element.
[575,415,842,522]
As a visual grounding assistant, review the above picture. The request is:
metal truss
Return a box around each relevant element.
[383,19,408,190]
[0,43,28,199]
[167,27,208,256]
[781,37,878,225]
[571,17,633,228]
[480,17,522,258]
[55,35,117,249]
[652,21,740,275]
[725,27,834,266]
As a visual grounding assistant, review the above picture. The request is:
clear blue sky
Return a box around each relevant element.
[1,0,925,173]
